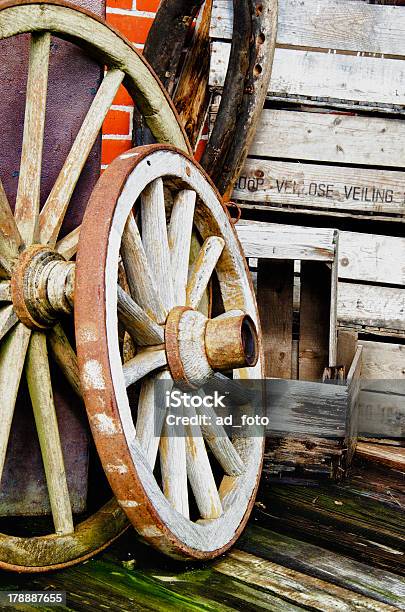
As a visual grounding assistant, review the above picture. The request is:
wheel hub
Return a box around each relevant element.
[164,306,259,389]
[11,245,75,330]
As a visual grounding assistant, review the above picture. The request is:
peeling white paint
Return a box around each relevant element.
[92,413,119,435]
[140,526,163,538]
[118,500,140,508]
[105,462,128,474]
[83,359,106,390]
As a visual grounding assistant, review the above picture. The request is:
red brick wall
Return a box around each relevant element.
[101,0,157,167]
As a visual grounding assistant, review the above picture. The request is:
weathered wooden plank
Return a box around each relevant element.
[360,340,405,381]
[233,159,405,217]
[256,465,405,573]
[237,220,405,286]
[248,109,405,168]
[239,526,405,609]
[210,43,405,106]
[210,0,405,57]
[236,220,336,262]
[257,260,294,378]
[299,262,332,379]
[214,550,396,611]
[357,442,405,470]
[338,283,405,332]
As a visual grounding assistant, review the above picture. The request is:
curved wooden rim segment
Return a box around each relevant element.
[75,144,264,560]
[0,0,191,156]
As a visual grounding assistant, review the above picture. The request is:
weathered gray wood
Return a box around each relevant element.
[210,42,405,107]
[0,281,11,302]
[48,323,81,397]
[257,259,294,378]
[168,189,196,305]
[122,348,167,388]
[26,332,74,535]
[160,411,189,518]
[211,0,405,57]
[121,212,166,324]
[141,177,175,312]
[214,549,395,611]
[39,68,124,246]
[0,305,17,342]
[14,32,50,246]
[232,158,405,217]
[239,525,405,609]
[0,324,31,483]
[117,285,164,346]
[299,262,332,380]
[238,220,405,285]
[0,179,21,275]
[338,283,405,333]
[248,109,405,168]
[186,236,225,309]
[357,442,405,470]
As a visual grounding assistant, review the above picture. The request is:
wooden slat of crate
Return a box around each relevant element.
[257,260,294,378]
[338,283,405,333]
[233,159,405,218]
[210,0,405,57]
[248,109,405,168]
[299,261,334,380]
[237,220,405,286]
[210,43,405,107]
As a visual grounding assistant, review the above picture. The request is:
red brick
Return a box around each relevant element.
[194,138,207,162]
[107,13,153,45]
[102,139,132,165]
[107,0,133,9]
[103,109,131,136]
[137,0,159,11]
[113,84,134,106]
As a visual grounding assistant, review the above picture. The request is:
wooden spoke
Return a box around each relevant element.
[39,68,125,246]
[0,281,11,302]
[141,178,175,311]
[117,285,164,346]
[26,332,74,535]
[136,370,172,469]
[48,323,81,397]
[184,404,223,519]
[186,236,225,309]
[123,348,167,387]
[14,32,51,246]
[0,324,31,483]
[55,226,80,260]
[195,393,244,477]
[160,410,189,518]
[168,189,196,304]
[0,179,22,276]
[121,213,166,323]
[0,305,18,342]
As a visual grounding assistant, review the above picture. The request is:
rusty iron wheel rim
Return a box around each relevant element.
[0,0,190,571]
[75,144,264,561]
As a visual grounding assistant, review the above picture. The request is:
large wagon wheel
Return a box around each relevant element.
[75,144,264,560]
[0,0,189,571]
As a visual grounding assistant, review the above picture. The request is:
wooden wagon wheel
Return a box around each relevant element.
[75,144,264,560]
[0,0,189,571]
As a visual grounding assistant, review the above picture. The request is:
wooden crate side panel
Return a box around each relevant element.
[237,220,405,286]
[210,43,405,106]
[236,221,336,262]
[210,0,405,57]
[299,261,332,380]
[358,392,404,438]
[338,283,405,332]
[233,159,405,217]
[249,110,405,168]
[257,259,294,378]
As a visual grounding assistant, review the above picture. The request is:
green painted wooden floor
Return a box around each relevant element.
[0,460,404,611]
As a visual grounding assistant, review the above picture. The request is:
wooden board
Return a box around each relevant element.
[210,0,405,57]
[210,43,405,107]
[338,283,405,333]
[233,159,405,217]
[257,260,294,379]
[237,220,405,286]
[248,109,405,168]
[299,261,332,380]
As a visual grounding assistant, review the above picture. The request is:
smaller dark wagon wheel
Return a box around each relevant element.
[0,0,189,571]
[75,144,264,561]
